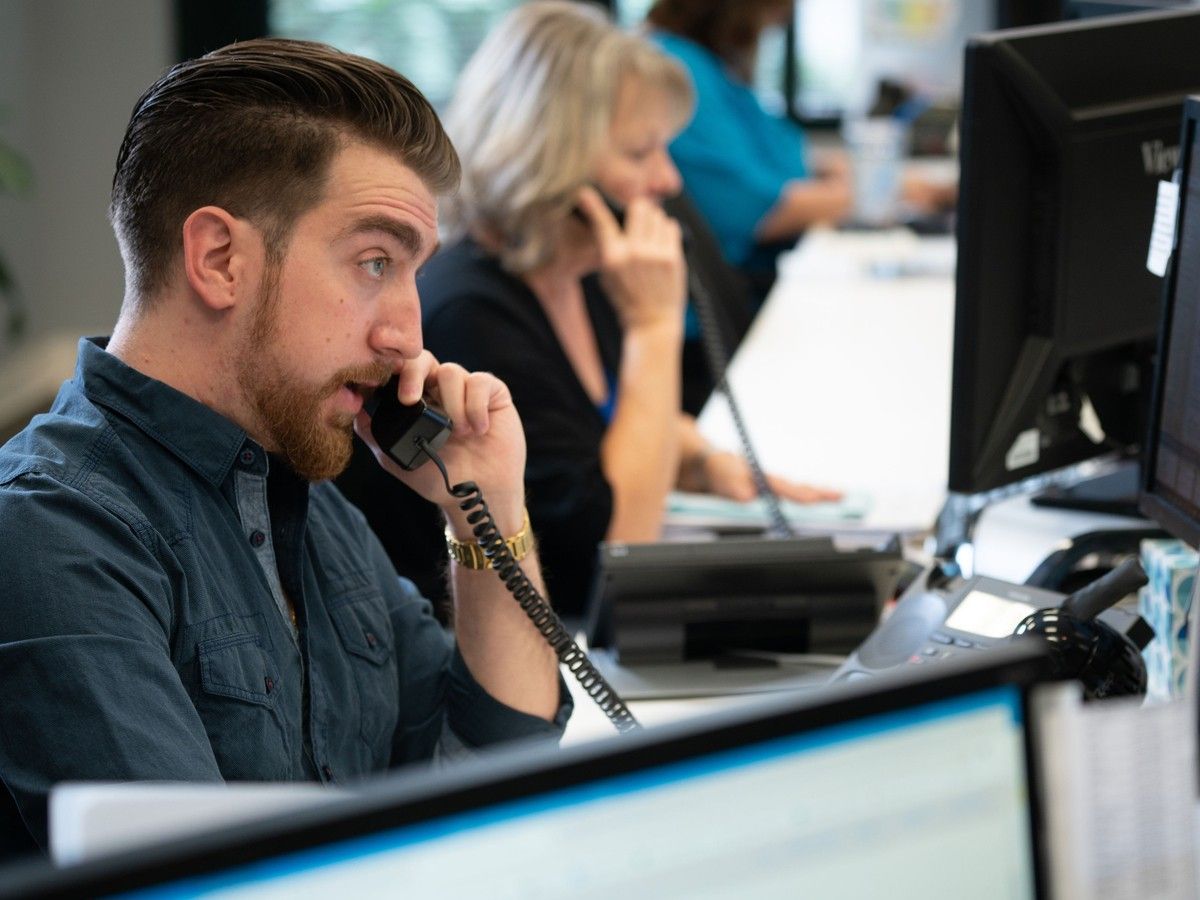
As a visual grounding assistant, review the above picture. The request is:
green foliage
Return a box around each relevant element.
[0,139,31,195]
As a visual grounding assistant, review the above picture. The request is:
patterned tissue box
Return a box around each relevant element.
[1139,538,1198,702]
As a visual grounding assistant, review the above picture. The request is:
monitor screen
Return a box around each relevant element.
[1138,97,1200,796]
[1140,97,1200,547]
[948,9,1200,498]
[6,646,1050,899]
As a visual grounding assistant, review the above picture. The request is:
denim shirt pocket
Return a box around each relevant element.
[328,589,399,753]
[195,630,291,778]
[199,632,278,706]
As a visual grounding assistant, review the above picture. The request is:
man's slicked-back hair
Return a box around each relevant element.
[110,38,460,305]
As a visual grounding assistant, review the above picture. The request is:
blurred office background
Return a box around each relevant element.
[0,0,1185,356]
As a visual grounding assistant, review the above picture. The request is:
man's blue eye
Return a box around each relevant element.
[361,258,388,278]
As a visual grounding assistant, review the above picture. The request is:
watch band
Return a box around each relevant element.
[445,508,533,570]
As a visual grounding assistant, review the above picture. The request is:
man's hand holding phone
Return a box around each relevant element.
[354,351,527,538]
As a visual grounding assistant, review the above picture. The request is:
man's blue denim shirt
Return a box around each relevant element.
[0,338,571,853]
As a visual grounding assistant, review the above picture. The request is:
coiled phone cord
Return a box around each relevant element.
[416,437,641,734]
[686,267,795,538]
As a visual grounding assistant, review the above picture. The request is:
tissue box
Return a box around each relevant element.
[1139,538,1198,702]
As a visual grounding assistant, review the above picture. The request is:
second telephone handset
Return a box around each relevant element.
[571,186,626,231]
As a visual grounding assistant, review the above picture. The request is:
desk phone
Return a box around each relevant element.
[834,563,1147,681]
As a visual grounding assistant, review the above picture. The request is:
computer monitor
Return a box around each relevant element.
[1139,94,1200,787]
[1140,97,1200,546]
[948,9,1200,507]
[2,645,1051,899]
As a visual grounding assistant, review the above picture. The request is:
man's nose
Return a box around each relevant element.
[369,282,423,361]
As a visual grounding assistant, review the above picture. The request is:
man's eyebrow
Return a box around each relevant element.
[337,215,424,257]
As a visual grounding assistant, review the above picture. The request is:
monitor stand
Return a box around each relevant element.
[1030,459,1142,519]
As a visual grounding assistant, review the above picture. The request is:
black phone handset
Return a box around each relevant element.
[575,187,795,538]
[364,379,639,733]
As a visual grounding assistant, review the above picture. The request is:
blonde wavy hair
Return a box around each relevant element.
[443,0,694,273]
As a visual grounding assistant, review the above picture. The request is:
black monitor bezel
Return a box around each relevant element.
[949,8,1200,497]
[0,644,1054,900]
[1138,97,1200,547]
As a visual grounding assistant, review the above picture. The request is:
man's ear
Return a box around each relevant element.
[180,206,262,311]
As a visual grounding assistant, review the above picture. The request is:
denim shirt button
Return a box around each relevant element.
[239,448,255,466]
[264,676,274,694]
[365,632,377,648]
[249,530,266,548]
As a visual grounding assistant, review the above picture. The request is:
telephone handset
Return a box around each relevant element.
[361,382,452,471]
[364,376,639,733]
[570,186,626,230]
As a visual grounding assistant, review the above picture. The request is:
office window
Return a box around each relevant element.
[269,0,526,109]
[797,0,993,117]
[268,0,997,123]
[615,0,994,122]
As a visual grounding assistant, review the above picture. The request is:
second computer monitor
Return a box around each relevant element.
[949,9,1200,499]
[1140,98,1200,547]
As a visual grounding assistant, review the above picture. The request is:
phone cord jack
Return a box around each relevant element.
[416,438,640,734]
[687,265,794,538]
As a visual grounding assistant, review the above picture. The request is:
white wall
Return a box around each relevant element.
[0,0,172,354]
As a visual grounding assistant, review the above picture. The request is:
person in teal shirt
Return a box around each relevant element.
[647,0,853,298]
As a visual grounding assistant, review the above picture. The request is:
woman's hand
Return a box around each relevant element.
[699,449,842,504]
[901,170,957,213]
[574,185,686,333]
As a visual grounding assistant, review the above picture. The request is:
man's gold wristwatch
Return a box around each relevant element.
[445,509,533,570]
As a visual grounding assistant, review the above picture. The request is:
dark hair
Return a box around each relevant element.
[110,38,460,303]
[645,0,792,81]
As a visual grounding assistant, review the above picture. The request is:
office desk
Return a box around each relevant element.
[972,490,1160,585]
[559,650,839,747]
[697,227,956,533]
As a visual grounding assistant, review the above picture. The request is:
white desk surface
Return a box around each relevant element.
[972,491,1159,585]
[698,227,955,533]
[558,656,832,748]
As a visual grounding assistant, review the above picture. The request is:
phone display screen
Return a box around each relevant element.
[944,591,1037,639]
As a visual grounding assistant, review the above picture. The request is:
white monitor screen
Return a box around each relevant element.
[123,686,1036,899]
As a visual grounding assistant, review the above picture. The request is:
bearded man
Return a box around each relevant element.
[0,38,568,857]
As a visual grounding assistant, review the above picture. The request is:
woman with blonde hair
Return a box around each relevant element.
[342,0,835,617]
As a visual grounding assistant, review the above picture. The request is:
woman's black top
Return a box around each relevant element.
[336,238,622,620]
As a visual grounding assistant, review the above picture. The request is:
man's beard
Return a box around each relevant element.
[236,266,393,482]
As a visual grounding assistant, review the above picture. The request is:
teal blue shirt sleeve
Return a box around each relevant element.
[652,33,809,267]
